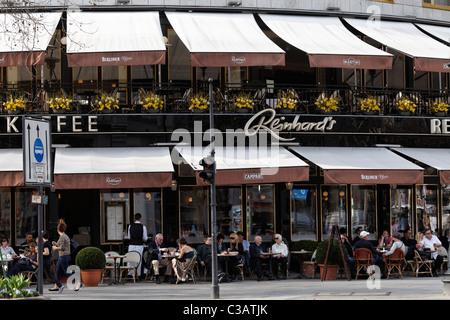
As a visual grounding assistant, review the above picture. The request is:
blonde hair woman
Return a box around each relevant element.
[227,232,245,280]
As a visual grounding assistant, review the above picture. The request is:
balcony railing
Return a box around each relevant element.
[0,82,448,116]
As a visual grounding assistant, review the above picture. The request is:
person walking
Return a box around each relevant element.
[40,232,64,293]
[127,213,148,278]
[50,220,71,292]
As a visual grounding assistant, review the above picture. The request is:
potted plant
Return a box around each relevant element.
[315,239,347,280]
[139,88,164,113]
[275,91,298,113]
[188,92,209,113]
[395,97,416,116]
[233,92,254,113]
[93,92,120,113]
[359,96,380,115]
[314,95,340,114]
[430,100,448,117]
[47,91,73,113]
[75,246,106,287]
[3,93,27,115]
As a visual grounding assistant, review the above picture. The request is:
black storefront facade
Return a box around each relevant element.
[1,111,450,252]
[0,6,449,252]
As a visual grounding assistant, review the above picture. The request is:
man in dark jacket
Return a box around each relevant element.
[197,235,212,277]
[146,233,172,284]
[354,231,385,278]
[249,235,271,281]
[127,213,147,278]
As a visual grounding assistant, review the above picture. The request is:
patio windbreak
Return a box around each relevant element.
[290,147,424,184]
[66,11,166,67]
[53,147,174,189]
[165,12,285,67]
[259,15,393,69]
[344,18,450,73]
[174,146,309,186]
[392,148,450,184]
[0,149,23,186]
[0,12,61,66]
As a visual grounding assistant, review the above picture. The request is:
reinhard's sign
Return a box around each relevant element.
[23,117,52,186]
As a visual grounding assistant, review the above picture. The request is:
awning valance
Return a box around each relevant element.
[392,148,450,184]
[0,149,23,186]
[66,12,166,67]
[290,147,424,184]
[0,12,61,66]
[174,146,308,186]
[344,18,450,73]
[54,147,174,189]
[165,12,285,67]
[259,15,392,69]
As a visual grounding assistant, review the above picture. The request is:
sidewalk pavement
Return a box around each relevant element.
[43,274,450,301]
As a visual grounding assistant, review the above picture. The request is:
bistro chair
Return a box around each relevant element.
[119,251,141,283]
[176,250,198,284]
[385,248,404,279]
[413,250,434,277]
[101,251,120,284]
[439,247,449,275]
[303,250,318,279]
[353,248,373,279]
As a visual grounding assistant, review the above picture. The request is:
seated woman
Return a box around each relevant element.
[383,233,406,257]
[378,230,393,250]
[172,237,195,284]
[271,234,289,280]
[227,232,245,281]
[7,242,38,277]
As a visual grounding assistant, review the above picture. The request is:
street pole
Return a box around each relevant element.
[208,78,219,299]
[37,186,44,294]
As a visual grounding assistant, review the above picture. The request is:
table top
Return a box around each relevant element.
[291,251,313,254]
[106,255,126,259]
[260,252,281,256]
[218,252,239,257]
[161,254,179,259]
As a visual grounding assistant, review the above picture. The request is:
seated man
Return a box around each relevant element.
[417,228,443,277]
[354,231,386,278]
[146,233,172,284]
[249,235,271,281]
[197,235,212,277]
[271,234,289,280]
[401,229,418,260]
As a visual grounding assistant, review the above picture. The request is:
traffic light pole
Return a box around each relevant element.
[208,78,219,299]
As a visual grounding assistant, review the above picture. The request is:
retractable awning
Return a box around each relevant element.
[416,23,450,45]
[53,147,174,189]
[165,12,285,67]
[174,146,308,186]
[259,15,392,69]
[290,147,424,184]
[344,18,450,73]
[66,11,166,67]
[0,12,61,66]
[0,149,23,186]
[392,148,450,184]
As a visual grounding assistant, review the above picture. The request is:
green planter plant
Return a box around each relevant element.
[75,246,106,287]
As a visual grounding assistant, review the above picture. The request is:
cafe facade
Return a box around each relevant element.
[0,0,449,250]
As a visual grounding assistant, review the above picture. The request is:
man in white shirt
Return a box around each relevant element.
[418,228,442,276]
[271,234,289,279]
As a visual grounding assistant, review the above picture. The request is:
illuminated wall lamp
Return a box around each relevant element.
[286,182,293,190]
[171,179,177,191]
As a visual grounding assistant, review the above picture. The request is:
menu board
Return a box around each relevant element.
[105,202,125,241]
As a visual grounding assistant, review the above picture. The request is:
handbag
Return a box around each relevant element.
[70,239,80,252]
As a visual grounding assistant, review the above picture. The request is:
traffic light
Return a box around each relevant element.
[199,155,215,183]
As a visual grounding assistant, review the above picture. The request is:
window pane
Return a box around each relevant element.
[321,185,346,240]
[134,189,162,239]
[351,185,376,241]
[443,186,450,232]
[0,189,11,242]
[180,186,208,243]
[246,185,275,242]
[15,189,38,246]
[291,187,316,241]
[216,187,242,240]
[416,185,438,233]
[390,187,412,234]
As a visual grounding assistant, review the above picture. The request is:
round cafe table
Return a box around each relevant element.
[290,251,312,278]
[260,252,281,275]
[217,252,238,275]
[107,255,126,285]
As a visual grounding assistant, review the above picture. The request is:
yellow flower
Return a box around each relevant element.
[431,101,449,113]
[3,94,27,111]
[94,92,120,111]
[189,93,209,110]
[359,97,380,112]
[233,93,254,110]
[47,92,72,110]
[395,97,416,113]
[315,96,340,112]
[276,91,298,110]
